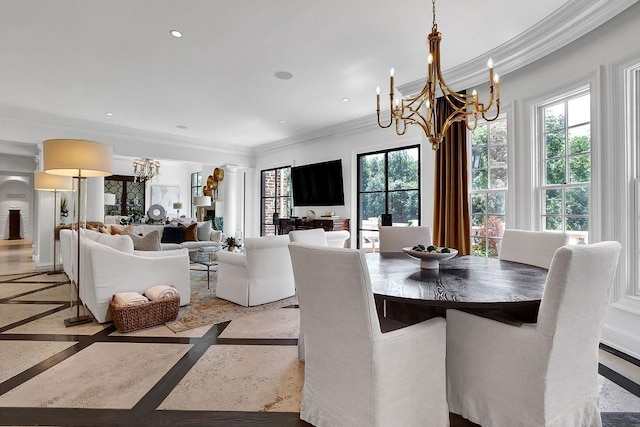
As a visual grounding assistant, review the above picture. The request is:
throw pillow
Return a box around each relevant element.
[161,226,185,244]
[96,233,135,254]
[127,230,161,251]
[196,221,212,241]
[110,224,134,235]
[180,222,198,241]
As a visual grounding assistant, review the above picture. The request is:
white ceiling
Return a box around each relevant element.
[0,0,626,152]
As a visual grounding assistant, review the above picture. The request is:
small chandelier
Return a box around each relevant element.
[376,0,500,150]
[133,158,160,182]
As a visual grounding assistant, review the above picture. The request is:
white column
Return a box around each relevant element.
[85,177,104,223]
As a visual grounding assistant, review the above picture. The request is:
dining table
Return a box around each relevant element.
[365,252,549,325]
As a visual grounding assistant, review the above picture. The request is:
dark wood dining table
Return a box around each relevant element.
[365,253,549,324]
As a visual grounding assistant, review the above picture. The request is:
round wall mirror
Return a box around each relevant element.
[147,204,166,221]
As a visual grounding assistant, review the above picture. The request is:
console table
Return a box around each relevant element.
[277,217,350,235]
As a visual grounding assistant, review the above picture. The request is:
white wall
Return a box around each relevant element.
[254,124,433,246]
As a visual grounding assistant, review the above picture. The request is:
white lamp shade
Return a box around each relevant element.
[173,202,183,210]
[194,196,212,207]
[34,172,73,191]
[104,193,116,205]
[43,139,113,177]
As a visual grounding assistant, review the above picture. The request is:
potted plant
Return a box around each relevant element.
[224,236,240,252]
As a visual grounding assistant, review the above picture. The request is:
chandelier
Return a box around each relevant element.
[376,0,500,150]
[133,158,160,182]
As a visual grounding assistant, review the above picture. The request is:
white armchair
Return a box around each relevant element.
[446,241,622,427]
[378,225,431,253]
[499,229,570,269]
[217,235,295,307]
[288,243,449,427]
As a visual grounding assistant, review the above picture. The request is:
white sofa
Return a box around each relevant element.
[216,235,296,307]
[112,221,223,251]
[60,228,191,323]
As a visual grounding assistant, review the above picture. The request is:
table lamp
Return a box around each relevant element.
[43,139,113,327]
[104,193,116,216]
[173,202,183,219]
[34,172,73,274]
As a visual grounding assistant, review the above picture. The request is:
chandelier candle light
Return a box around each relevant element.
[133,158,160,182]
[376,0,500,150]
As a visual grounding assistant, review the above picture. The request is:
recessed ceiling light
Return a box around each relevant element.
[105,112,113,116]
[170,30,183,38]
[274,71,294,80]
[176,124,188,129]
[342,98,350,102]
[234,136,239,139]
[279,120,285,124]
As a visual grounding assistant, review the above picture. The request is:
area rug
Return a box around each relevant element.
[165,269,298,333]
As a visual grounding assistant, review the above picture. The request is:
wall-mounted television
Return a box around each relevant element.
[291,159,345,206]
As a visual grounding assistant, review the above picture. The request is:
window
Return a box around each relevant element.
[539,89,590,244]
[357,145,420,251]
[469,116,508,258]
[190,172,202,218]
[261,166,291,236]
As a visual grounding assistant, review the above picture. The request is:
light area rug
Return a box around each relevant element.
[165,269,298,333]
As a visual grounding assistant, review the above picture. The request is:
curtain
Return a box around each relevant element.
[432,96,471,255]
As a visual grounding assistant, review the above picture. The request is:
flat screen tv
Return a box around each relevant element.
[291,159,345,206]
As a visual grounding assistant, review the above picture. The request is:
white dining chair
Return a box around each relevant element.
[499,229,570,269]
[378,225,431,253]
[446,241,622,427]
[288,243,449,427]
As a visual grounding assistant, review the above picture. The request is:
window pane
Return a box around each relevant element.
[360,153,385,191]
[489,120,507,144]
[360,192,385,220]
[489,167,507,189]
[471,126,488,145]
[568,94,590,126]
[544,189,562,215]
[471,213,485,227]
[472,237,487,257]
[388,190,419,224]
[569,153,591,183]
[472,169,488,190]
[545,131,565,158]
[471,194,486,215]
[487,192,506,214]
[488,144,507,167]
[565,186,588,215]
[388,148,419,191]
[545,103,565,132]
[568,124,590,155]
[262,170,276,197]
[566,217,588,231]
[546,158,566,184]
[544,216,563,231]
[471,145,488,169]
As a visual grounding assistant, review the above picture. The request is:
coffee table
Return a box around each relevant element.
[189,250,218,289]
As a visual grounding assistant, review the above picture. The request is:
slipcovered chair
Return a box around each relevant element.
[378,225,431,253]
[289,228,350,248]
[217,235,295,307]
[499,229,570,269]
[288,243,449,427]
[446,241,622,427]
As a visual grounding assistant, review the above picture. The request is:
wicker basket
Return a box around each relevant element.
[109,294,180,333]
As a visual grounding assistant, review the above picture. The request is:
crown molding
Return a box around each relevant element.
[253,114,378,155]
[0,103,253,157]
[399,0,638,96]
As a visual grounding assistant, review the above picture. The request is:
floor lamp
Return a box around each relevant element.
[43,139,113,327]
[193,196,211,222]
[34,172,73,274]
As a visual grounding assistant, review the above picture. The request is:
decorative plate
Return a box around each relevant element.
[147,204,166,221]
[207,175,215,186]
[402,247,458,269]
[214,167,224,181]
[203,185,212,196]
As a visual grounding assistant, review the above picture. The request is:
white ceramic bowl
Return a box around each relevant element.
[402,247,458,269]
